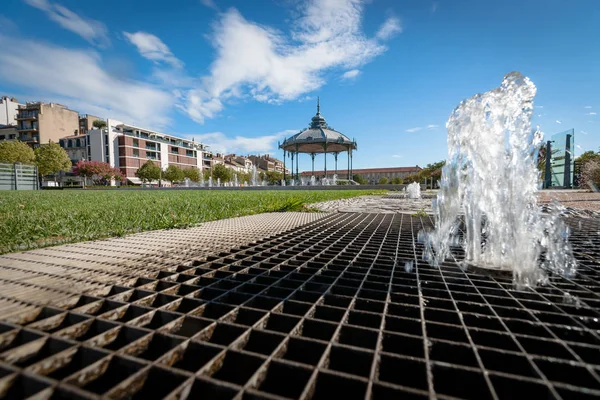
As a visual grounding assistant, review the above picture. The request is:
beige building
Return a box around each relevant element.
[16,102,79,147]
[79,114,103,135]
[249,154,287,174]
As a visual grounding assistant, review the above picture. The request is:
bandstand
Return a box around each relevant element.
[279,98,357,182]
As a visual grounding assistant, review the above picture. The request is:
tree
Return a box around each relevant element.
[183,167,201,182]
[352,174,367,184]
[136,160,161,183]
[74,160,122,185]
[0,141,35,164]
[203,168,211,181]
[580,160,600,190]
[212,163,232,182]
[34,142,71,178]
[265,170,283,185]
[378,177,389,185]
[92,119,107,129]
[391,177,403,184]
[164,165,185,184]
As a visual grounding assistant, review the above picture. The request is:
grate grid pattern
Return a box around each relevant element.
[0,213,599,399]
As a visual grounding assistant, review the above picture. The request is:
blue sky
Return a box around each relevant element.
[0,0,598,171]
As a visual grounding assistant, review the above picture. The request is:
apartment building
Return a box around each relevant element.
[248,154,287,173]
[15,102,79,147]
[79,114,103,135]
[63,120,208,184]
[224,154,253,173]
[0,96,23,126]
[59,135,88,165]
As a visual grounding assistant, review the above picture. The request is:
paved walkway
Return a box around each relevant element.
[0,212,328,322]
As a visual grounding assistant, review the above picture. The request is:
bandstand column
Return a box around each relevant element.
[295,144,299,181]
[283,149,286,182]
[324,143,328,178]
[311,153,315,177]
[334,152,338,176]
[291,152,295,182]
[347,146,351,180]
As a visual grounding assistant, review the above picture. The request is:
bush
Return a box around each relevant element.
[378,177,389,185]
[391,177,403,184]
[352,174,367,185]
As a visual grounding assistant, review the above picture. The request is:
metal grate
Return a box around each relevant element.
[1,213,599,399]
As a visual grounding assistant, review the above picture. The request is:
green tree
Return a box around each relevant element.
[212,163,232,182]
[265,171,283,185]
[183,167,201,182]
[575,151,600,166]
[378,177,389,185]
[352,174,367,184]
[391,177,403,184]
[34,142,71,177]
[92,119,107,129]
[580,160,600,189]
[136,160,161,183]
[203,168,211,181]
[163,165,185,184]
[0,141,35,164]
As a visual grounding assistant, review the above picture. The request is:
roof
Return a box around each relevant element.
[280,98,356,154]
[60,134,86,139]
[300,166,422,176]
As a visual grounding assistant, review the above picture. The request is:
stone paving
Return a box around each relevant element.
[309,190,600,217]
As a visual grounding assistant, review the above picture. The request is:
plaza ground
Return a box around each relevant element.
[0,189,598,398]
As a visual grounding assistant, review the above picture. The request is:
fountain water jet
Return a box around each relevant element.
[406,182,421,199]
[421,72,576,287]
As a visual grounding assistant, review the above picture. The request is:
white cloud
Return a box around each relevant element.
[581,130,588,135]
[0,35,173,127]
[391,154,402,158]
[184,130,296,155]
[556,120,562,124]
[124,31,183,68]
[24,0,109,47]
[200,0,218,10]
[341,69,361,80]
[181,1,399,123]
[431,2,439,13]
[535,105,544,109]
[406,127,422,133]
[427,124,439,129]
[586,112,597,115]
[376,16,402,40]
[584,106,592,109]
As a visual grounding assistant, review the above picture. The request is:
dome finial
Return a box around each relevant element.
[317,97,320,115]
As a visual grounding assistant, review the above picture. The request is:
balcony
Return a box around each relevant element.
[17,126,38,132]
[17,113,38,120]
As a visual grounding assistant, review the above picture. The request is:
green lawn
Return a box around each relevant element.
[0,189,382,254]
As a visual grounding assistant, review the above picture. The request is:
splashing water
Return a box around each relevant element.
[406,182,421,199]
[421,72,576,287]
[251,166,258,186]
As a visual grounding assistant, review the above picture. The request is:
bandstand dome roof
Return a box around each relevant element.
[280,98,357,154]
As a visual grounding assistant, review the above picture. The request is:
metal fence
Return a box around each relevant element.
[0,163,39,190]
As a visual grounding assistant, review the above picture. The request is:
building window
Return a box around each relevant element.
[76,139,81,147]
[59,139,64,147]
[172,147,179,155]
[133,139,139,148]
[133,149,139,157]
[186,150,194,157]
[68,140,73,148]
